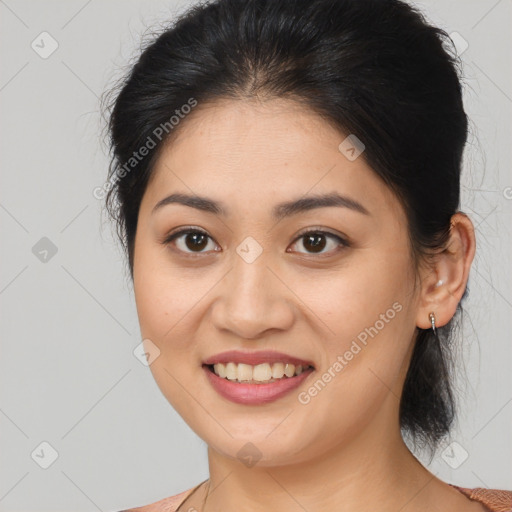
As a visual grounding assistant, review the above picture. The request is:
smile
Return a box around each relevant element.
[202,350,316,404]
[209,362,313,383]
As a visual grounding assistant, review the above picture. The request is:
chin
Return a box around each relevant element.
[207,437,315,468]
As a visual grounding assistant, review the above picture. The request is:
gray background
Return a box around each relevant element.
[0,0,511,510]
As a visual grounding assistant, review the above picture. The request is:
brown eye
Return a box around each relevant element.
[162,227,348,258]
[302,233,328,253]
[289,230,348,256]
[164,228,219,255]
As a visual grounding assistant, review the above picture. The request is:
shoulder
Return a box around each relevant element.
[117,485,197,512]
[451,485,512,512]
[116,483,512,512]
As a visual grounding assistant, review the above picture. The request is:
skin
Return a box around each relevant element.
[132,98,479,511]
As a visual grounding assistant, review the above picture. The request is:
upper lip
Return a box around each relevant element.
[203,350,315,368]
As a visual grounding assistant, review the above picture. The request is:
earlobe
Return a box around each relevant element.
[416,212,476,330]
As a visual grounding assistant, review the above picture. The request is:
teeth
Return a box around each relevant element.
[211,362,311,382]
[284,363,295,377]
[253,363,272,381]
[237,363,253,381]
[271,362,285,379]
[216,363,227,379]
[225,362,237,380]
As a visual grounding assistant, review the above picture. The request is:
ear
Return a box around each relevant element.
[416,212,476,330]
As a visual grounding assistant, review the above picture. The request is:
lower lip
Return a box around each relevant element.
[203,365,314,405]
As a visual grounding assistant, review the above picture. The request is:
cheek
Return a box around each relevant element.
[133,245,220,373]
[295,247,411,332]
[292,246,416,390]
[133,256,207,419]
[133,242,190,345]
[134,274,200,355]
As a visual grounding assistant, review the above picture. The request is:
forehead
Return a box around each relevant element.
[142,98,401,220]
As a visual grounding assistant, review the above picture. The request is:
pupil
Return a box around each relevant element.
[304,234,326,253]
[186,233,207,251]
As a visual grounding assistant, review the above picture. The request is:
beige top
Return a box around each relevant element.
[120,482,512,512]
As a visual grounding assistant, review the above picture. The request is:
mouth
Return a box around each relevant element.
[202,350,315,404]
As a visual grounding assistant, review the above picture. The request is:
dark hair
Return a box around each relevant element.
[101,0,469,453]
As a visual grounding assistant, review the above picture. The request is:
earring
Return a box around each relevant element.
[429,311,436,335]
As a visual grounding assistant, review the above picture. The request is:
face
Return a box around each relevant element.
[133,98,421,466]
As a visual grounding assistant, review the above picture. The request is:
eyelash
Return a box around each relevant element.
[161,226,349,258]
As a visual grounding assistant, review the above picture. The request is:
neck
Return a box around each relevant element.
[202,401,438,512]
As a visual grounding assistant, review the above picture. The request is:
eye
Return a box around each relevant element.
[162,227,219,256]
[288,229,349,256]
[161,226,349,257]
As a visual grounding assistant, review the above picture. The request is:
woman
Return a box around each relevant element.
[101,0,512,510]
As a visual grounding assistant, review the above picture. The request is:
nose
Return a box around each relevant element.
[210,252,295,340]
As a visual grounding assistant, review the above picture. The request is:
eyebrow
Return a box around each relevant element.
[151,192,370,220]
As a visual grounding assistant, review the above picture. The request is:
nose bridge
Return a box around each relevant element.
[232,245,272,299]
[212,244,294,338]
